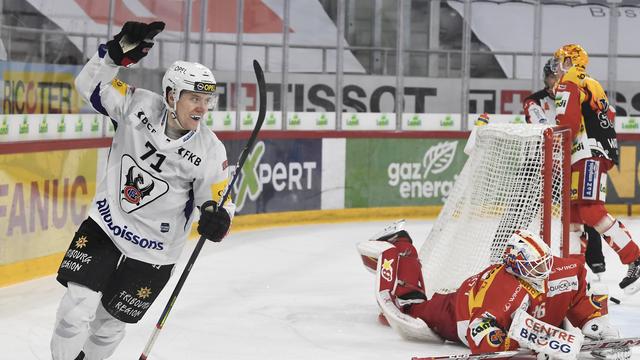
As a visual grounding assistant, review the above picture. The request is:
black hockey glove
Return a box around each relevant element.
[197,200,231,242]
[106,21,165,67]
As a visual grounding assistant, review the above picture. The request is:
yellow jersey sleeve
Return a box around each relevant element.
[210,178,230,204]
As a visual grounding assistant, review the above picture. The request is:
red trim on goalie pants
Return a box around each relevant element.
[406,292,458,342]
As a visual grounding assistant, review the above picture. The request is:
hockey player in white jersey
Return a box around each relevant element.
[50,21,235,360]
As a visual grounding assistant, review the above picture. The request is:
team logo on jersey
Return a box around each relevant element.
[470,314,504,347]
[119,155,169,213]
[488,329,506,347]
[123,166,155,205]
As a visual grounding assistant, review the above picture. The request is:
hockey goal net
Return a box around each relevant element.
[419,124,571,297]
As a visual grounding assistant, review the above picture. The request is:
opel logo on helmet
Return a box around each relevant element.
[194,81,216,93]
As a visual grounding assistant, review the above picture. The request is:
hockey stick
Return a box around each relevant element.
[139,59,267,360]
[410,336,640,359]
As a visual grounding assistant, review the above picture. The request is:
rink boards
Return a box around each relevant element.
[1,131,640,286]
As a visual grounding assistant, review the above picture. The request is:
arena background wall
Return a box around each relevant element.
[1,130,639,287]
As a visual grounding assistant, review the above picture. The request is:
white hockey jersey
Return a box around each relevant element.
[76,45,234,265]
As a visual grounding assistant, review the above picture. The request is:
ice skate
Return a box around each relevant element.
[619,257,640,294]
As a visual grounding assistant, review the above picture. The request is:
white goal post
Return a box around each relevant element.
[419,124,571,297]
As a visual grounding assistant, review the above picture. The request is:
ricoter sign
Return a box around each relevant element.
[2,69,82,114]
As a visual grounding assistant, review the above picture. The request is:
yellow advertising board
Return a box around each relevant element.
[0,148,97,285]
[2,70,81,114]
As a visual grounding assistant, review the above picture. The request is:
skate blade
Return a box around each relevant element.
[623,282,640,295]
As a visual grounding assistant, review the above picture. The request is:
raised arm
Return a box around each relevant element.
[74,21,165,122]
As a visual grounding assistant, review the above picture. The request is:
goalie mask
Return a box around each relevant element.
[503,229,553,292]
[162,61,218,127]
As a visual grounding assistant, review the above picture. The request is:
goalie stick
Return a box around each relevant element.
[138,59,267,360]
[410,336,640,359]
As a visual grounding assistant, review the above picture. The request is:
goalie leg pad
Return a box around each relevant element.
[407,292,460,342]
[357,240,394,274]
[357,221,413,274]
[376,240,425,299]
[376,290,444,343]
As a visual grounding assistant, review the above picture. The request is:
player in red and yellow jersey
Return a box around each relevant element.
[357,223,629,359]
[553,44,640,292]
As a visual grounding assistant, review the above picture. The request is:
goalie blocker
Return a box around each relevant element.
[357,221,630,359]
[508,308,583,359]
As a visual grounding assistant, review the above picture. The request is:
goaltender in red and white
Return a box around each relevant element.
[357,222,630,359]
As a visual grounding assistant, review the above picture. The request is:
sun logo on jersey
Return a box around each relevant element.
[137,287,152,299]
[75,235,88,249]
[488,328,506,347]
[381,258,394,282]
[122,166,155,205]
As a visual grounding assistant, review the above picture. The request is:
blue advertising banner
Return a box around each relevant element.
[224,138,322,214]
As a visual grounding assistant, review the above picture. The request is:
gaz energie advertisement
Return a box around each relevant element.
[345,138,468,207]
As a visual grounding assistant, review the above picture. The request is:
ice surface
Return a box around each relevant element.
[2,219,640,359]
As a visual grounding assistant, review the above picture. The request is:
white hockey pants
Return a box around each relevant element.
[51,282,126,360]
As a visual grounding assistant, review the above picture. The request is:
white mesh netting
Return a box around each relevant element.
[419,123,569,297]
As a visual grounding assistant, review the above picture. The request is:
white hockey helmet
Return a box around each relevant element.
[503,229,553,290]
[162,60,218,112]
